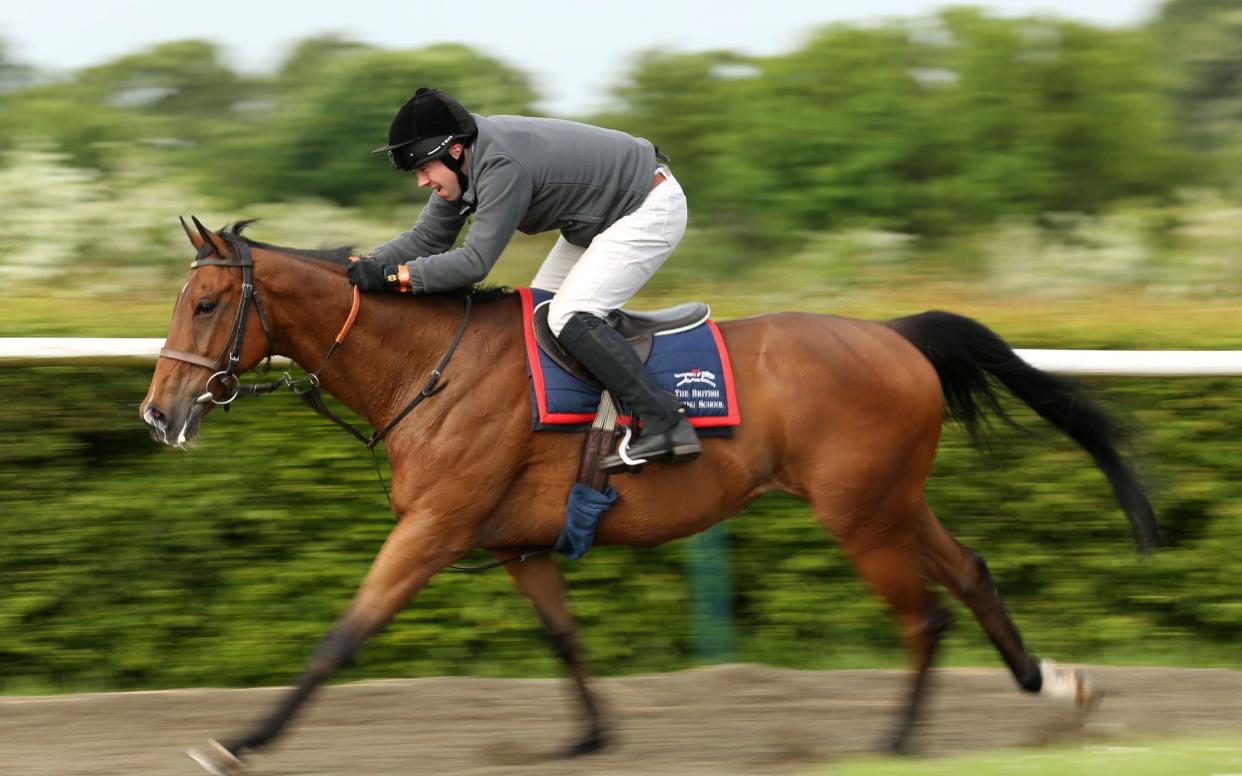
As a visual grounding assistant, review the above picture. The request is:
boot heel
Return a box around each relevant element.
[670,446,701,463]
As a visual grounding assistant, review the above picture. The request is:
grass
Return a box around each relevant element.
[5,222,1242,347]
[816,737,1242,775]
[5,280,1242,348]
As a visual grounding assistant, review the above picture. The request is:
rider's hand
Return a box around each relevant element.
[348,258,403,292]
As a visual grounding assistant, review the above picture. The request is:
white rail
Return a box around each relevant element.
[2,338,1242,376]
[0,338,167,360]
[1013,349,1242,376]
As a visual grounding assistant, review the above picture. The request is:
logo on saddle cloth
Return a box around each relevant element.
[675,368,717,388]
[518,287,740,431]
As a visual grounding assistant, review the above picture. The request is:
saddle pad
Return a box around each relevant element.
[518,287,740,430]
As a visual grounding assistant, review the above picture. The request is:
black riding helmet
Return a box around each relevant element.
[373,88,477,176]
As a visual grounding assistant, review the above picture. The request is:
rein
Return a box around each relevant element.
[246,292,474,453]
[157,241,545,572]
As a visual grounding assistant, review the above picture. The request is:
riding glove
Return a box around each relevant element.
[348,259,408,292]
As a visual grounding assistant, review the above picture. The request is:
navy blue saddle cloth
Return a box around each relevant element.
[518,287,740,431]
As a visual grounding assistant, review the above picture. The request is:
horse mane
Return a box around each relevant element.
[220,219,354,266]
[218,220,514,303]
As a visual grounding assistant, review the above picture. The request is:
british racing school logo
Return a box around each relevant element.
[674,368,718,388]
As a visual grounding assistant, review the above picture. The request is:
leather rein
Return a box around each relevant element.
[157,238,471,450]
[155,238,543,572]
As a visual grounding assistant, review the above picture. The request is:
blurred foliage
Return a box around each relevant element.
[1155,0,1242,156]
[0,4,1224,237]
[604,9,1184,240]
[6,144,1242,301]
[0,359,1238,692]
[1,4,1238,296]
[197,43,538,209]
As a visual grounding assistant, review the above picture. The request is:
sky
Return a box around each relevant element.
[1,0,1162,116]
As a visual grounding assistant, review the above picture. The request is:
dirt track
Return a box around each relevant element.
[3,665,1240,775]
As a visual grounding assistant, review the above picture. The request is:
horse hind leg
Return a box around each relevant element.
[916,504,1100,708]
[815,499,953,754]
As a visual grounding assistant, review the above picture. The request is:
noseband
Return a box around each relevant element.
[159,237,274,407]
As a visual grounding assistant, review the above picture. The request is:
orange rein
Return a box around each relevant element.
[338,258,364,344]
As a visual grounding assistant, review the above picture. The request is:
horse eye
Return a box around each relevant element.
[195,300,218,316]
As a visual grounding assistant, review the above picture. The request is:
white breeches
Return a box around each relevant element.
[532,167,688,336]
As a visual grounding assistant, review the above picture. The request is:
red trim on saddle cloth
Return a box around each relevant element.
[518,287,740,428]
[698,319,742,427]
[520,287,594,425]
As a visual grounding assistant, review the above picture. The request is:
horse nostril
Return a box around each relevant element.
[143,402,169,428]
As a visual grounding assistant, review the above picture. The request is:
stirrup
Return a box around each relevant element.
[601,422,700,475]
[600,427,647,475]
[616,426,648,468]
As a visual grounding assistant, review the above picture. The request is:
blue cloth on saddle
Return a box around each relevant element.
[555,483,619,560]
[519,287,740,432]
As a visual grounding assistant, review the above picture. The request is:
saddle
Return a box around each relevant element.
[531,300,710,387]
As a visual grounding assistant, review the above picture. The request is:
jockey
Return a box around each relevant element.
[348,87,699,473]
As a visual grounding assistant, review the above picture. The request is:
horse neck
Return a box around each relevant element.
[252,251,478,427]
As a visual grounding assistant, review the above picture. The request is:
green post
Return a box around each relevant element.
[686,523,737,661]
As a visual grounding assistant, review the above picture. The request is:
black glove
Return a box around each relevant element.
[347,259,401,292]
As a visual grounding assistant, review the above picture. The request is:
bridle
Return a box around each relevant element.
[154,232,535,571]
[155,233,469,452]
[159,236,276,408]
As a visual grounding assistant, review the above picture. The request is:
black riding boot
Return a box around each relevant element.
[558,312,700,474]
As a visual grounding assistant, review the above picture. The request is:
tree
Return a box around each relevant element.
[275,34,374,90]
[1154,0,1242,151]
[934,9,1183,216]
[1,40,252,172]
[0,37,35,95]
[76,40,247,134]
[605,10,1185,239]
[1151,0,1242,186]
[202,43,538,208]
[602,49,759,225]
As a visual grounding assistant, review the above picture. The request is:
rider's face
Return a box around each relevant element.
[414,145,465,202]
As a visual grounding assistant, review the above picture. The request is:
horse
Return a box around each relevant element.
[141,219,1158,775]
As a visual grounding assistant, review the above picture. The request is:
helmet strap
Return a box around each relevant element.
[443,145,469,194]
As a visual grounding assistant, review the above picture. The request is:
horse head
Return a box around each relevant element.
[140,217,275,447]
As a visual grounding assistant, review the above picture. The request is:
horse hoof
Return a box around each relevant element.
[186,740,244,775]
[1040,659,1102,709]
[560,728,607,758]
[1075,670,1103,710]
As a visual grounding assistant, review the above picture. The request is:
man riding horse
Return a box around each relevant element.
[349,87,698,473]
[151,88,1155,776]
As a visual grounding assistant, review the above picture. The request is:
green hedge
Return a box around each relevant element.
[1,365,1239,693]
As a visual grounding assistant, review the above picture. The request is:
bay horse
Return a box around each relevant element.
[141,219,1158,775]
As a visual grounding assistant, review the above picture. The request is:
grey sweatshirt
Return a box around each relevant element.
[370,114,661,293]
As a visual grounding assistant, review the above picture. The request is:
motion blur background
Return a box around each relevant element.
[0,0,1238,700]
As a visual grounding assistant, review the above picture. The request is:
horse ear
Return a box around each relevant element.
[190,215,230,258]
[180,216,201,250]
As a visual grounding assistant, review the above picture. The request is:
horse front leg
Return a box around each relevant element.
[500,552,608,757]
[186,516,471,775]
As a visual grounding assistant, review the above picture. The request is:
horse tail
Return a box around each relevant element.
[889,310,1159,553]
